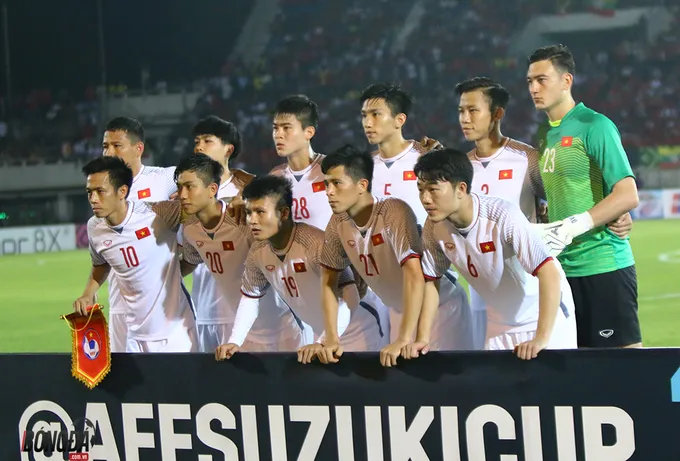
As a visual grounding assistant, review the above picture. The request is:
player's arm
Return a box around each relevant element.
[231,168,255,187]
[527,146,549,223]
[151,200,183,231]
[505,207,561,360]
[380,201,426,367]
[74,238,111,315]
[180,240,202,277]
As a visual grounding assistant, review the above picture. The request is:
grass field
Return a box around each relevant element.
[0,219,678,352]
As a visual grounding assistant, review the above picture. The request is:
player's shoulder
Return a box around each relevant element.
[86,215,105,233]
[411,140,429,156]
[250,239,269,256]
[269,163,288,177]
[465,147,478,162]
[135,201,156,215]
[477,194,524,223]
[505,138,538,158]
[378,196,415,216]
[294,222,324,245]
[144,165,175,177]
[327,211,351,229]
[571,104,613,127]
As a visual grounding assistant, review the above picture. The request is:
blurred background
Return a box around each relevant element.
[0,0,678,350]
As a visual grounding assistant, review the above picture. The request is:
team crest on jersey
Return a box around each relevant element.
[103,240,112,247]
[347,240,356,248]
[265,265,275,272]
[196,241,204,248]
[137,188,151,199]
[371,233,385,246]
[445,242,455,251]
[82,329,101,360]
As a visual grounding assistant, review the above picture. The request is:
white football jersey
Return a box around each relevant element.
[320,197,459,311]
[182,201,301,342]
[108,165,177,315]
[270,154,333,230]
[88,201,194,341]
[467,138,545,223]
[371,141,428,226]
[421,194,574,338]
[190,174,247,324]
[241,222,382,339]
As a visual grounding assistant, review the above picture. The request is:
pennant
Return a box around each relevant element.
[499,169,513,180]
[312,181,326,193]
[293,262,307,273]
[137,188,151,199]
[60,305,111,389]
[480,241,496,254]
[403,171,416,181]
[222,241,235,251]
[135,227,151,240]
[561,136,573,147]
[371,233,385,246]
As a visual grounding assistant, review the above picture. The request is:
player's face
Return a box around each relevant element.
[272,114,313,158]
[176,171,217,215]
[324,166,365,214]
[246,196,284,241]
[527,60,569,111]
[361,98,403,145]
[458,90,495,142]
[418,179,463,222]
[86,172,127,218]
[194,134,231,166]
[102,130,142,168]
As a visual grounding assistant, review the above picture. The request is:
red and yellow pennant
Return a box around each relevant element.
[60,304,111,389]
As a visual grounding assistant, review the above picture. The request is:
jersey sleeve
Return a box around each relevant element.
[319,215,350,271]
[338,267,356,288]
[586,115,635,192]
[181,240,203,266]
[526,146,546,200]
[501,203,553,276]
[240,248,270,298]
[384,199,423,265]
[151,200,182,231]
[420,219,450,280]
[86,219,107,266]
[161,167,178,198]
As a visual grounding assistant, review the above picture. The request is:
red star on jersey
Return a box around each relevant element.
[293,262,307,273]
[137,188,151,199]
[135,227,151,240]
[561,136,573,147]
[480,241,496,254]
[499,169,513,180]
[403,170,416,181]
[312,181,326,193]
[371,233,385,246]
[222,241,235,251]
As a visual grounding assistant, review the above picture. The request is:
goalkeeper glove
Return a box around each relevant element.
[531,212,594,257]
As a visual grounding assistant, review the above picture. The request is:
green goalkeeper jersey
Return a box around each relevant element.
[537,103,635,277]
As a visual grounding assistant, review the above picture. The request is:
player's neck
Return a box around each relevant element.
[475,131,506,158]
[106,201,129,227]
[348,193,375,228]
[130,162,143,178]
[378,134,410,159]
[221,167,232,185]
[197,200,223,229]
[546,96,576,122]
[287,145,314,172]
[270,220,294,251]
[447,195,474,229]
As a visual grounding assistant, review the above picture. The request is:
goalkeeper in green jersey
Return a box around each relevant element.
[526,44,641,348]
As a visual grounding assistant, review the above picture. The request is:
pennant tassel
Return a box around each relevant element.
[60,304,111,389]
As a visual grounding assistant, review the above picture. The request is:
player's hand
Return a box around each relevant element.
[420,136,444,152]
[607,212,632,239]
[73,294,97,316]
[514,337,548,360]
[380,339,409,367]
[401,341,430,360]
[531,222,568,257]
[297,343,323,364]
[170,192,179,200]
[537,202,549,223]
[227,196,247,225]
[215,343,240,361]
[317,340,343,364]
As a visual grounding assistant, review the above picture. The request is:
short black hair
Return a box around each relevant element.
[359,83,413,117]
[414,148,473,194]
[455,77,510,112]
[321,144,374,192]
[528,44,576,75]
[274,95,319,129]
[174,153,224,188]
[242,175,293,212]
[82,156,133,198]
[192,116,243,162]
[105,117,145,143]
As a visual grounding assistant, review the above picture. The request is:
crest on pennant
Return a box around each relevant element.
[61,305,111,389]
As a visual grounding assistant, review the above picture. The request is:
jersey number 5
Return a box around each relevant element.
[292,197,310,220]
[542,148,556,173]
